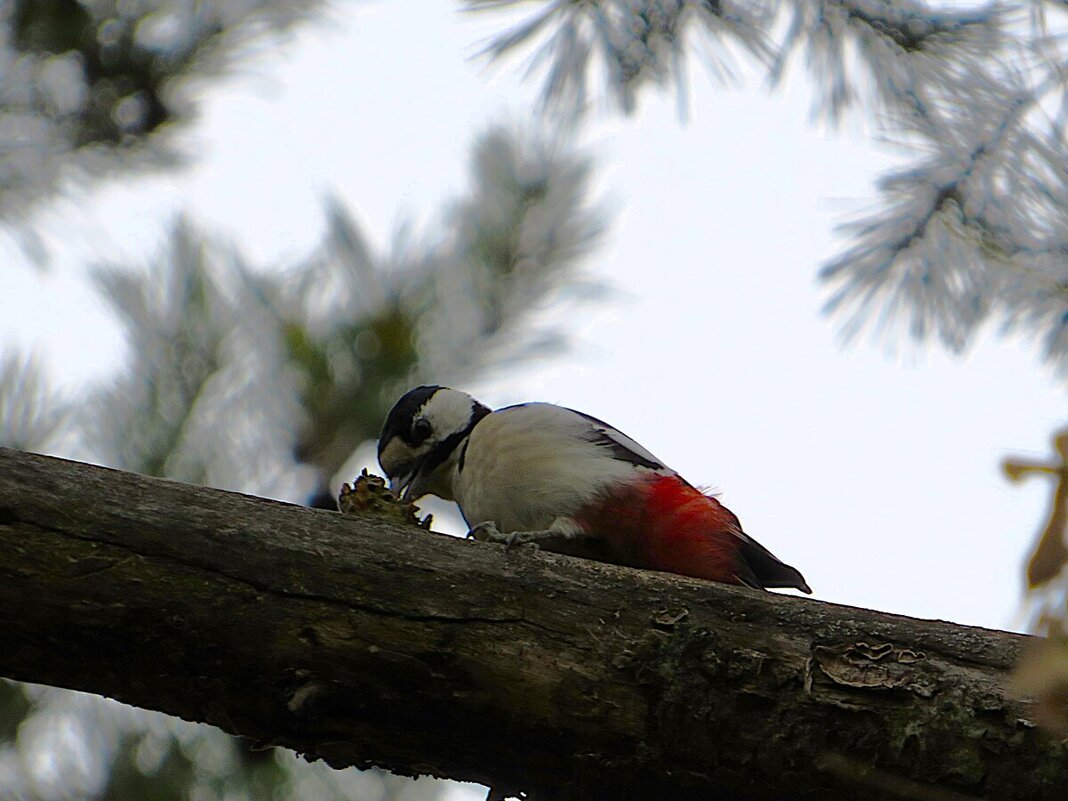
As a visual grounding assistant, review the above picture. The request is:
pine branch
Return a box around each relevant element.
[85,218,307,499]
[470,1,1068,378]
[0,351,66,450]
[0,0,329,222]
[0,448,1063,801]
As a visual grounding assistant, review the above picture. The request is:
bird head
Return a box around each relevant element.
[377,385,490,501]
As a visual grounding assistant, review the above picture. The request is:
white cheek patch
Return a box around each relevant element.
[420,389,475,436]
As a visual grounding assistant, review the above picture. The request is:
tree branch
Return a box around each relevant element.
[0,448,1062,800]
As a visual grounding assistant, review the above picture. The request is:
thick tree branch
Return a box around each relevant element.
[0,448,1062,800]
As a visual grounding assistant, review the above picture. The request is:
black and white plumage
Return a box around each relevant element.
[377,385,810,592]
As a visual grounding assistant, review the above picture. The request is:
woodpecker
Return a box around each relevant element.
[377,385,811,593]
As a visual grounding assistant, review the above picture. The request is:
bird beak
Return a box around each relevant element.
[389,472,415,501]
[386,454,427,501]
[380,437,422,500]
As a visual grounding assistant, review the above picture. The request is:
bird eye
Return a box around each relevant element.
[411,418,432,444]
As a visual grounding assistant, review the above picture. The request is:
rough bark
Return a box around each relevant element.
[0,447,1062,801]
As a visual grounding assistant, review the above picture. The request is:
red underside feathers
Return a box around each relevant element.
[575,474,810,593]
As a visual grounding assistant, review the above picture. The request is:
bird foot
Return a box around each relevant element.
[467,521,607,561]
[466,521,547,551]
[466,520,504,543]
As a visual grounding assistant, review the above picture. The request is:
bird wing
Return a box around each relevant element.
[490,402,670,472]
[567,408,667,471]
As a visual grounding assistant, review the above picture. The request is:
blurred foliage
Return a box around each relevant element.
[1016,637,1068,731]
[0,351,67,450]
[1003,431,1068,593]
[0,681,444,801]
[1006,432,1068,729]
[0,678,34,741]
[84,218,304,495]
[0,0,327,224]
[467,0,774,116]
[472,0,1068,379]
[11,0,170,144]
[12,0,91,54]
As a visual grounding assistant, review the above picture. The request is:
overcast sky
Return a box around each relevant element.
[3,4,1068,796]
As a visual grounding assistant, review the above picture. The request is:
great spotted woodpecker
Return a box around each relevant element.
[377,385,810,593]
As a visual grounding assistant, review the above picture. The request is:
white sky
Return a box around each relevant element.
[3,4,1068,796]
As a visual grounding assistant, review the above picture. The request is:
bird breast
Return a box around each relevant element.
[453,404,646,532]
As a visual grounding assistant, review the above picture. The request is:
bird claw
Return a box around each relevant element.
[466,522,540,552]
[467,521,504,543]
[504,531,541,551]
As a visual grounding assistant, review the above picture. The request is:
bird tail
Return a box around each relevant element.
[734,534,812,594]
